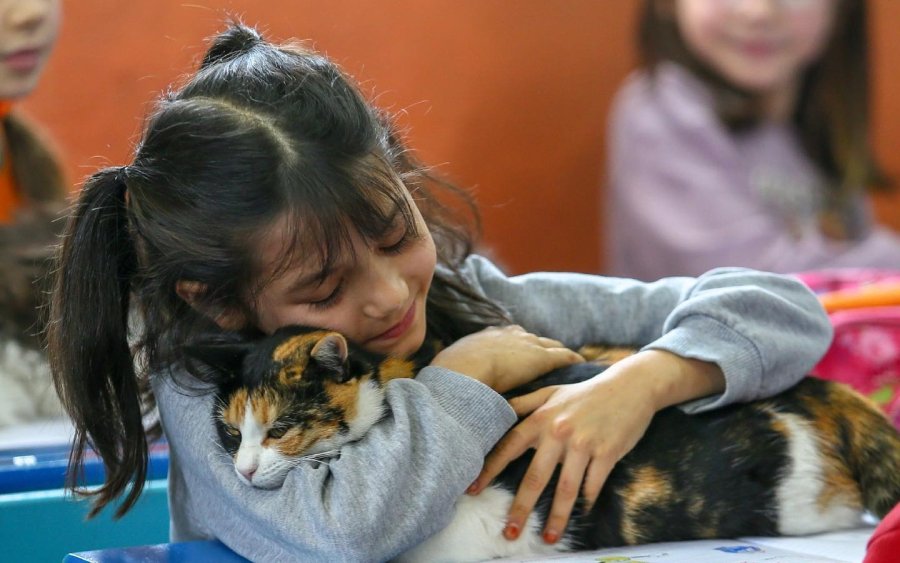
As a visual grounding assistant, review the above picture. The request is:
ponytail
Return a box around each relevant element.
[200,22,263,69]
[48,167,145,518]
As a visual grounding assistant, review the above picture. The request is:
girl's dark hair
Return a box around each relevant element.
[638,0,887,238]
[48,23,507,518]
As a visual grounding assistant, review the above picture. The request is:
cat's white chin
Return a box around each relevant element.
[241,457,294,489]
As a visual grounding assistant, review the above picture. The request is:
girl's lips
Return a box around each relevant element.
[3,49,42,72]
[737,39,781,58]
[370,303,416,342]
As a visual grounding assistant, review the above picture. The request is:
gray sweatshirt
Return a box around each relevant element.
[152,255,832,562]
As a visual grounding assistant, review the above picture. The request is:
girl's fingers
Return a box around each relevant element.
[581,454,616,511]
[535,336,584,364]
[503,440,564,541]
[548,347,586,367]
[508,387,556,417]
[536,336,565,348]
[542,449,590,544]
[469,419,537,494]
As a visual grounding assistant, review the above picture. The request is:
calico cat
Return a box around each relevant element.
[186,325,900,562]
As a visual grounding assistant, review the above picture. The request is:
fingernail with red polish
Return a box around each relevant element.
[543,529,559,544]
[465,482,478,494]
[503,522,521,540]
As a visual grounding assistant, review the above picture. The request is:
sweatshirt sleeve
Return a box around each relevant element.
[606,66,900,280]
[155,366,516,562]
[462,255,833,413]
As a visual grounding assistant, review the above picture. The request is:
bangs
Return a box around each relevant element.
[251,153,419,293]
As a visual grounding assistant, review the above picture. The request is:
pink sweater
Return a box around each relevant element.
[606,62,900,280]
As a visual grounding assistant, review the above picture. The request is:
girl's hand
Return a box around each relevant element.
[430,325,584,393]
[468,350,725,545]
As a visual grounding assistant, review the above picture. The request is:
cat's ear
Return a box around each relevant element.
[184,340,253,381]
[310,333,351,383]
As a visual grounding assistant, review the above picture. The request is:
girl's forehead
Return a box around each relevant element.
[255,214,354,284]
[255,190,411,287]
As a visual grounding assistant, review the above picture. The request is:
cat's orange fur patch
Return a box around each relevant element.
[801,385,868,512]
[250,388,284,428]
[222,388,250,427]
[620,466,677,544]
[379,358,415,382]
[272,332,337,377]
[277,424,337,456]
[325,378,362,420]
[578,345,636,365]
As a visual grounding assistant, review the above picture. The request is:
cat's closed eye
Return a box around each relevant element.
[225,426,241,437]
[267,427,288,439]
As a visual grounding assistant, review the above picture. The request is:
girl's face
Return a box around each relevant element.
[251,188,437,359]
[674,0,838,94]
[0,0,61,99]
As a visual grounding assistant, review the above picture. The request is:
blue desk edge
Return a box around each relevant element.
[64,539,249,562]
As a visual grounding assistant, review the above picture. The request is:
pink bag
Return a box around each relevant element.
[793,269,900,295]
[793,270,900,429]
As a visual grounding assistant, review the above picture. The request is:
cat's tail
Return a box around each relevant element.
[811,379,900,518]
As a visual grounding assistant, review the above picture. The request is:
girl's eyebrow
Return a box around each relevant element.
[286,267,336,294]
[283,202,405,294]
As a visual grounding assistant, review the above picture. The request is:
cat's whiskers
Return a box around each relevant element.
[206,435,231,460]
[291,449,340,467]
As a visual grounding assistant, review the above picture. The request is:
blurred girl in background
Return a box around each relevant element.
[0,0,66,427]
[606,0,899,280]
[0,0,65,219]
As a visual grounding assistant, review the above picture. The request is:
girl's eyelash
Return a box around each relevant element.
[381,230,414,255]
[308,280,345,310]
[305,228,411,310]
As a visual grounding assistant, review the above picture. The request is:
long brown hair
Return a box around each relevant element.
[638,0,887,238]
[48,23,507,518]
[2,112,67,204]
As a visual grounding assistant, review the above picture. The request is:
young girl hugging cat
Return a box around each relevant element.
[607,0,899,280]
[48,24,833,562]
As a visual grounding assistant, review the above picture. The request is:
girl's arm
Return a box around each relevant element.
[465,254,833,410]
[463,254,832,541]
[155,368,516,562]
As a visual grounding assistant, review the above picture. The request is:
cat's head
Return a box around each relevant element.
[185,325,388,488]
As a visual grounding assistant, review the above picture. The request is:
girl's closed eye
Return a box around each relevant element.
[307,280,345,310]
[380,226,416,255]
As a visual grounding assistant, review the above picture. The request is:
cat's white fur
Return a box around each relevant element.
[773,411,865,535]
[396,486,571,562]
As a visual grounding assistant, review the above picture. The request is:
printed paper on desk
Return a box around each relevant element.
[492,527,875,563]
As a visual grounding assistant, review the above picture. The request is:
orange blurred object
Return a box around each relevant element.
[820,282,900,313]
[0,100,23,223]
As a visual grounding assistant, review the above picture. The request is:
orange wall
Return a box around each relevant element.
[21,1,900,275]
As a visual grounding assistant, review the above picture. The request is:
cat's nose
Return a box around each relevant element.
[238,466,257,481]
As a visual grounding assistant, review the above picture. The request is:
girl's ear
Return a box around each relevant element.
[176,280,246,330]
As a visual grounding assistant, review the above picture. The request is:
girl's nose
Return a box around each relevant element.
[361,258,409,319]
[731,0,779,20]
[6,0,51,31]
